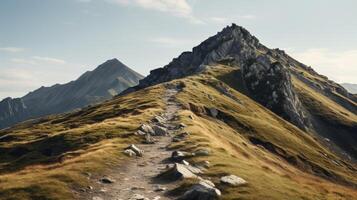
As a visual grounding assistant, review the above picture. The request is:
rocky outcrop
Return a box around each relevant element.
[242,55,310,130]
[134,24,265,89]
[0,59,143,129]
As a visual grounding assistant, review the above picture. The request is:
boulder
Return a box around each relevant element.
[124,149,136,157]
[125,144,143,157]
[139,124,154,134]
[179,179,221,200]
[159,163,198,180]
[152,125,168,136]
[220,175,247,186]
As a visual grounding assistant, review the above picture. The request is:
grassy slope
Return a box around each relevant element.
[0,65,356,200]
[169,66,357,199]
[0,85,165,200]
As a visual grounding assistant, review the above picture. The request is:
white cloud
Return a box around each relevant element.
[288,48,357,84]
[32,56,66,64]
[0,47,25,53]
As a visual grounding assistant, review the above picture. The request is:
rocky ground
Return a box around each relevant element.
[78,84,245,200]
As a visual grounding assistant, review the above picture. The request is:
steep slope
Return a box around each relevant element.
[342,83,357,94]
[0,68,356,200]
[0,58,143,129]
[126,24,357,160]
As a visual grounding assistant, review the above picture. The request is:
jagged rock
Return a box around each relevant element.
[242,55,309,130]
[220,175,247,186]
[135,130,146,136]
[124,149,136,157]
[152,125,168,136]
[92,197,103,200]
[125,144,143,157]
[139,124,154,134]
[100,177,115,184]
[194,149,210,156]
[171,151,192,162]
[159,163,198,180]
[179,179,221,200]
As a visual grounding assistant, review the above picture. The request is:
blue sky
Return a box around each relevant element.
[1,0,357,99]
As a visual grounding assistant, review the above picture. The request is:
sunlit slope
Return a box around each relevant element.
[0,85,165,200]
[0,65,356,200]
[169,65,357,199]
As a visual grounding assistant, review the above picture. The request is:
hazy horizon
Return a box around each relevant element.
[1,0,357,99]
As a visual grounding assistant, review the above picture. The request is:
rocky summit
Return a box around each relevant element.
[0,58,143,129]
[0,24,356,200]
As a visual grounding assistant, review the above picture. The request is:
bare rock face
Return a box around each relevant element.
[135,24,263,89]
[242,55,310,130]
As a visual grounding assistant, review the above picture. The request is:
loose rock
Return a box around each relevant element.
[124,149,136,157]
[220,175,247,186]
[179,179,221,200]
[139,124,154,134]
[125,144,143,157]
[159,163,198,180]
[152,125,168,136]
[194,149,210,156]
[171,151,191,162]
[100,177,115,184]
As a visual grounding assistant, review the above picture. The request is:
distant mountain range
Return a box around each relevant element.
[0,58,143,129]
[342,83,357,94]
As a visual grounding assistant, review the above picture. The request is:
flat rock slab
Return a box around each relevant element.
[220,175,247,186]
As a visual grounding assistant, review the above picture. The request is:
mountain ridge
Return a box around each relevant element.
[0,58,143,129]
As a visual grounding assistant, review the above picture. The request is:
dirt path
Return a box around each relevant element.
[88,87,181,200]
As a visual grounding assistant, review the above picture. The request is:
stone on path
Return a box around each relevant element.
[100,177,115,184]
[159,163,198,180]
[92,196,103,200]
[152,125,168,136]
[124,149,136,157]
[139,124,154,134]
[171,151,191,162]
[220,175,247,186]
[125,144,143,157]
[179,179,221,200]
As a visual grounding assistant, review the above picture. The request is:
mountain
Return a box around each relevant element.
[0,58,143,129]
[342,83,357,94]
[0,25,356,200]
[128,24,357,160]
